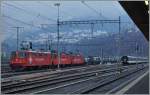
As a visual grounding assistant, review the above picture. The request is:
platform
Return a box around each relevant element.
[125,72,149,94]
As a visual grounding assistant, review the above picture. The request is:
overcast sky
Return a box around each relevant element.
[1,1,133,41]
[2,1,132,25]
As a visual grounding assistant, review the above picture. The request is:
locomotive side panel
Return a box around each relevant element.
[25,52,52,67]
[53,53,72,65]
[10,51,53,69]
[72,55,85,65]
[10,51,28,69]
[10,50,85,70]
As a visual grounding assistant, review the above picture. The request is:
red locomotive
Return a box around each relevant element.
[10,50,85,70]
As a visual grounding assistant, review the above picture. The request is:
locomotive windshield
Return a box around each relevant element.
[18,52,27,58]
[11,51,16,58]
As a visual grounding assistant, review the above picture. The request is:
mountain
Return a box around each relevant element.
[2,15,148,59]
[1,27,148,59]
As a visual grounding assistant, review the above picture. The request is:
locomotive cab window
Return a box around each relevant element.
[11,52,16,58]
[18,52,26,58]
[52,54,57,58]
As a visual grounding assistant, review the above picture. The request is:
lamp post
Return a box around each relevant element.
[54,3,61,69]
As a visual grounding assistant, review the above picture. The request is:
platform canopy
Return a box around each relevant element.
[119,1,149,41]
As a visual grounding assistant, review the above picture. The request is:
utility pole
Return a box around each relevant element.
[117,16,121,73]
[141,44,143,57]
[91,23,94,38]
[48,34,51,51]
[54,3,61,69]
[12,27,24,51]
[118,16,121,63]
[135,42,139,68]
[101,48,103,64]
[45,39,48,51]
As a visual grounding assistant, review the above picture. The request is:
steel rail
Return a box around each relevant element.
[2,66,126,94]
[72,65,149,94]
[34,64,148,94]
[2,64,118,85]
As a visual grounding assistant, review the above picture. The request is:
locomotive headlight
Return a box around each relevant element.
[145,0,149,5]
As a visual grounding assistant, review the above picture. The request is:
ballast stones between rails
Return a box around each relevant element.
[2,64,121,86]
[2,67,121,94]
[35,65,148,94]
[1,64,112,78]
[2,64,147,94]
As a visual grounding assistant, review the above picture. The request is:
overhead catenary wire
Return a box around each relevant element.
[3,21,16,27]
[2,14,56,33]
[37,1,75,21]
[3,2,58,31]
[3,3,56,22]
[81,1,106,19]
[3,15,40,28]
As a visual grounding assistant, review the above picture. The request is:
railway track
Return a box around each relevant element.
[2,68,53,78]
[2,64,104,86]
[1,64,12,73]
[2,64,145,94]
[1,64,112,86]
[34,64,148,94]
[1,64,120,85]
[1,64,95,78]
[1,64,119,81]
[1,63,86,74]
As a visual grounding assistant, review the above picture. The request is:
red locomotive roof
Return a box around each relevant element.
[16,50,51,54]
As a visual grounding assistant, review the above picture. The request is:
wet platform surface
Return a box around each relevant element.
[125,72,149,94]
